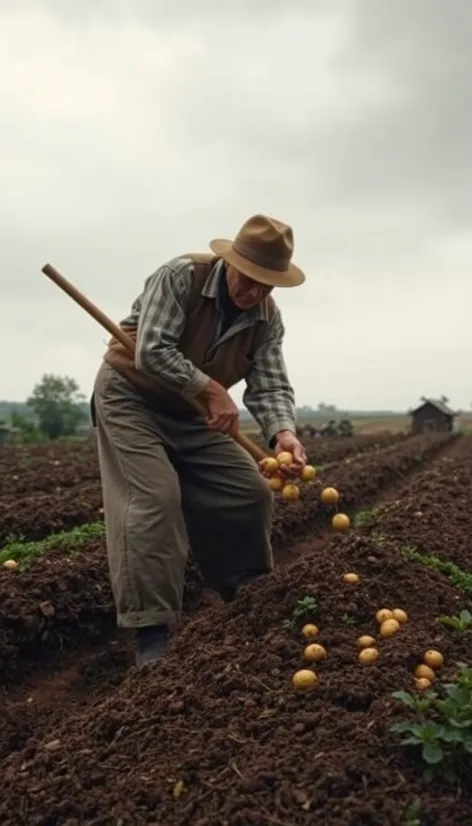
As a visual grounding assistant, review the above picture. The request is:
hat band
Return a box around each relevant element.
[231,238,290,273]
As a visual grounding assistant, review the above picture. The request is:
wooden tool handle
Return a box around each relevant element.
[41,263,267,463]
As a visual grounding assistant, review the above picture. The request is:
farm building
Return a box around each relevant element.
[409,396,457,435]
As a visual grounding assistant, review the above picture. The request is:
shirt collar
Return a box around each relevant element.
[201,258,270,322]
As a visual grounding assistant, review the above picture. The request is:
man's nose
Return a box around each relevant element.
[249,284,264,299]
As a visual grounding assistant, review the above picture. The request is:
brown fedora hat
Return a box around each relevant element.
[209,214,305,288]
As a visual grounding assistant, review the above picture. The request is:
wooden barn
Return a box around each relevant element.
[409,396,457,435]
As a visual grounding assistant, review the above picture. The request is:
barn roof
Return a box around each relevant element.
[410,398,457,417]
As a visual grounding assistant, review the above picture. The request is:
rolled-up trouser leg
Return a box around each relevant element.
[93,363,189,629]
[177,433,275,591]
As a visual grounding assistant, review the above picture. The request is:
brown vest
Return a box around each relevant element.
[104,254,275,415]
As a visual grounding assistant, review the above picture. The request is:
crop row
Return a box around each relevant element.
[0,431,455,681]
[0,431,409,500]
[2,438,471,825]
[0,432,441,546]
[270,431,456,547]
[0,432,453,560]
[0,480,103,544]
[355,434,472,576]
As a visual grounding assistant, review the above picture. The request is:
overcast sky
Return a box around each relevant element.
[1,0,471,411]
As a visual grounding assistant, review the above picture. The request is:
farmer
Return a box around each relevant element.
[92,213,307,667]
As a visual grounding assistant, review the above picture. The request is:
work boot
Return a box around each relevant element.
[218,585,238,603]
[135,625,170,668]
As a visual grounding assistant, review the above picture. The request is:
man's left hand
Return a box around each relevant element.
[273,430,307,478]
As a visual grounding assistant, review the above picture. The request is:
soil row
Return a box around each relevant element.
[2,440,472,825]
[0,432,408,513]
[356,440,472,574]
[0,481,104,544]
[0,433,455,685]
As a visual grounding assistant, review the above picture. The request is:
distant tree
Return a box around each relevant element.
[10,411,44,444]
[297,405,315,419]
[338,418,354,437]
[317,402,337,414]
[27,374,86,440]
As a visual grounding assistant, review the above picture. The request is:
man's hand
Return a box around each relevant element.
[273,430,307,478]
[199,379,239,436]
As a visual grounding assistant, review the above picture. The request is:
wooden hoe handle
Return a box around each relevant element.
[41,263,267,463]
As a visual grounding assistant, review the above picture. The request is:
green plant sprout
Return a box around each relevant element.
[283,596,318,630]
[403,798,422,826]
[391,664,472,782]
[437,610,472,633]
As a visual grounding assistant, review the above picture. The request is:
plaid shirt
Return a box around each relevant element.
[122,257,296,442]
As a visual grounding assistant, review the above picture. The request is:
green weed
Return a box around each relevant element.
[391,664,472,782]
[353,506,382,528]
[283,596,318,630]
[371,531,388,546]
[403,798,422,826]
[437,610,472,633]
[399,546,472,599]
[0,522,105,568]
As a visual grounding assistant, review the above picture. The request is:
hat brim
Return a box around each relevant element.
[209,238,305,288]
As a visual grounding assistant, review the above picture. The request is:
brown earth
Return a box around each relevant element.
[0,434,453,682]
[0,432,407,542]
[357,447,472,573]
[1,433,472,826]
[2,531,472,826]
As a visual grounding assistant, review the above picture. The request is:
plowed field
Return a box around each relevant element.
[1,430,471,826]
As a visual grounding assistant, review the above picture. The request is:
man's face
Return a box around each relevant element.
[226,265,273,310]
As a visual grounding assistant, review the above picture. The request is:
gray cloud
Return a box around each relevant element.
[1,0,471,410]
[0,0,332,26]
[171,0,472,216]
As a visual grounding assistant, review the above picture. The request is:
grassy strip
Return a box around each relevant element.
[0,522,105,568]
[399,544,472,599]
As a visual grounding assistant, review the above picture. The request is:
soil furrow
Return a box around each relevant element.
[0,435,461,778]
[2,436,472,825]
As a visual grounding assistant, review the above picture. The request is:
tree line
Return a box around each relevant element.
[1,375,87,443]
[1,374,405,445]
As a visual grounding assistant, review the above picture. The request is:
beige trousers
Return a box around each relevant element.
[93,363,274,628]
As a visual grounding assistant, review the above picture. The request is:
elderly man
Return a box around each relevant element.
[92,213,307,666]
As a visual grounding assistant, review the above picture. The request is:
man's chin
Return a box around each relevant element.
[234,298,257,310]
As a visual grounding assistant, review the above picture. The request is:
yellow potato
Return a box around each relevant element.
[292,670,318,691]
[376,609,393,625]
[414,664,436,683]
[343,572,360,584]
[303,644,327,663]
[260,457,279,475]
[357,635,376,649]
[423,650,444,670]
[380,619,400,638]
[282,484,300,501]
[321,487,340,505]
[301,624,319,639]
[359,647,379,664]
[414,677,432,692]
[392,609,408,624]
[268,476,283,492]
[277,451,294,466]
[300,465,316,482]
[332,513,350,531]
